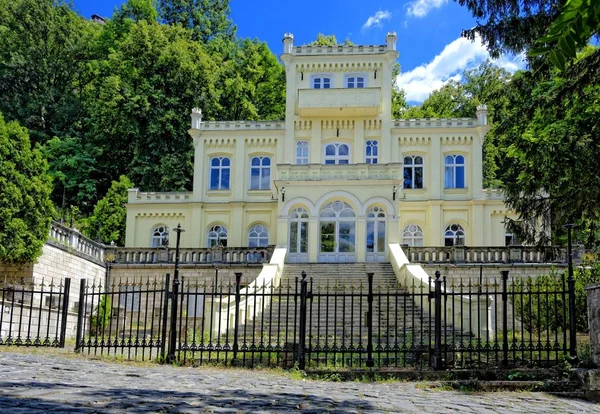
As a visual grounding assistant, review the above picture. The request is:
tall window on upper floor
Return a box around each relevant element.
[209,156,231,190]
[151,225,169,247]
[296,141,309,165]
[249,156,271,190]
[248,224,269,247]
[324,143,350,164]
[365,140,378,164]
[312,76,332,89]
[404,155,424,189]
[444,154,465,189]
[444,223,465,246]
[346,75,366,88]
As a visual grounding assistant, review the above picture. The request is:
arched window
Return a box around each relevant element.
[312,75,332,89]
[324,143,350,164]
[402,224,424,247]
[248,224,269,247]
[403,155,424,189]
[346,75,366,88]
[319,201,355,254]
[209,156,231,190]
[151,225,169,247]
[365,140,378,164]
[289,207,309,255]
[366,207,386,253]
[444,223,465,246]
[249,156,271,190]
[444,155,465,189]
[296,141,309,165]
[207,225,228,247]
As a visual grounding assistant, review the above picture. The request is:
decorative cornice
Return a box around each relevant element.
[204,138,236,148]
[295,120,312,130]
[297,62,383,73]
[136,212,186,218]
[322,120,355,130]
[364,119,382,130]
[293,44,388,56]
[440,136,473,145]
[400,136,431,146]
[245,137,277,148]
[199,121,285,131]
[393,118,477,128]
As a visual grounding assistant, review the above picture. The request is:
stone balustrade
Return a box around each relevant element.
[402,245,583,265]
[48,221,105,264]
[106,246,275,265]
[127,189,192,204]
[277,162,402,182]
[199,121,285,131]
[293,44,387,55]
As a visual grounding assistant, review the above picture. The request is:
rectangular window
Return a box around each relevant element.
[249,157,271,190]
[365,140,378,164]
[209,157,231,190]
[403,156,424,189]
[346,75,366,88]
[296,141,309,164]
[444,155,465,189]
[312,76,332,89]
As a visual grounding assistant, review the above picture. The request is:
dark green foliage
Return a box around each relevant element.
[510,263,600,334]
[82,176,134,246]
[0,114,54,263]
[90,295,112,333]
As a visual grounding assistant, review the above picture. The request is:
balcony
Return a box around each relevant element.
[277,163,402,182]
[297,87,381,116]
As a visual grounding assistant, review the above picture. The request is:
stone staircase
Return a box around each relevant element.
[236,263,449,349]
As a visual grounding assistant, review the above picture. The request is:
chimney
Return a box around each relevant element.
[386,32,397,51]
[283,33,294,54]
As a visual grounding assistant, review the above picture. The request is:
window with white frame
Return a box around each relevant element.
[151,225,169,247]
[324,143,350,164]
[296,141,309,165]
[249,156,271,190]
[248,224,269,247]
[366,207,386,253]
[365,140,378,164]
[207,225,228,247]
[209,156,231,190]
[444,154,465,189]
[312,75,332,89]
[444,223,466,246]
[403,155,424,189]
[346,74,366,88]
[402,224,424,246]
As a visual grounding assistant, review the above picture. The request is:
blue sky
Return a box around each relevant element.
[72,0,524,103]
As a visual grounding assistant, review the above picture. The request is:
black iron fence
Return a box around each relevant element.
[75,270,582,370]
[0,278,71,347]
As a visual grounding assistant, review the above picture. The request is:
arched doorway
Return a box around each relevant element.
[318,201,356,262]
[288,207,309,262]
[366,206,386,262]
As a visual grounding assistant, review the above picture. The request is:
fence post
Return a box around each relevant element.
[59,278,71,348]
[501,270,509,368]
[75,279,86,352]
[568,271,578,360]
[167,272,179,364]
[297,271,308,370]
[366,272,375,368]
[160,273,170,362]
[232,272,242,365]
[432,270,443,370]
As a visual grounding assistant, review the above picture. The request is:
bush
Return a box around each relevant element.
[510,262,600,334]
[90,295,112,334]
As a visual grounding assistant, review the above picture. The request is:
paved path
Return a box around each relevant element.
[0,351,598,413]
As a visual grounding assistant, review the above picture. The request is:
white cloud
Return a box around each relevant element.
[397,36,526,103]
[406,0,448,18]
[362,10,392,30]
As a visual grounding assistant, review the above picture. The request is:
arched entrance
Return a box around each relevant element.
[318,201,356,262]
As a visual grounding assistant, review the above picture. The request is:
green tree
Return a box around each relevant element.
[115,0,158,22]
[310,33,338,46]
[83,175,134,246]
[158,0,236,43]
[0,0,98,143]
[0,114,54,263]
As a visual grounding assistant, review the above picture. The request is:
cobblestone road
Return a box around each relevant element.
[0,351,598,413]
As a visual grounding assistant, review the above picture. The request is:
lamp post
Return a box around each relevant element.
[167,223,184,363]
[564,222,577,359]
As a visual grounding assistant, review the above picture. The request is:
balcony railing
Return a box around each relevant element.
[106,246,275,265]
[48,221,105,264]
[277,162,402,182]
[402,245,583,265]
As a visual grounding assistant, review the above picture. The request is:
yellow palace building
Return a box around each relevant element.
[125,32,510,263]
